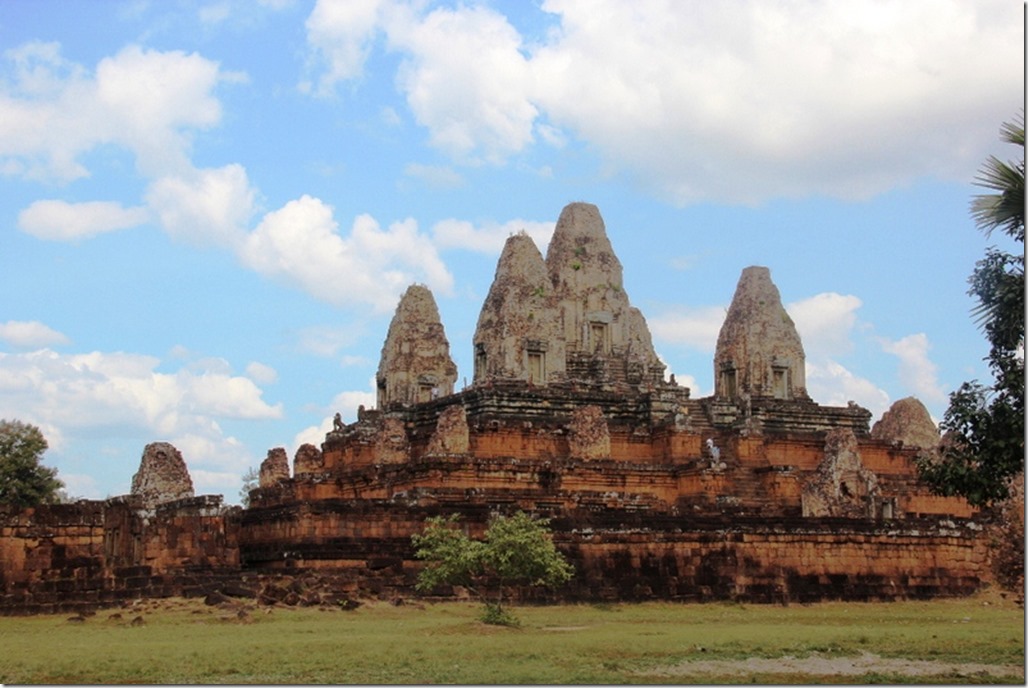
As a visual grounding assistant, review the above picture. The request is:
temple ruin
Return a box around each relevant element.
[0,202,988,614]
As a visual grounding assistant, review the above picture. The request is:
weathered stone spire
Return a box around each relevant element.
[544,202,664,388]
[473,231,564,384]
[871,397,939,448]
[376,284,457,408]
[714,266,808,401]
[130,442,194,509]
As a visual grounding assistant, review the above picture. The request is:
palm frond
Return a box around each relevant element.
[970,114,1025,241]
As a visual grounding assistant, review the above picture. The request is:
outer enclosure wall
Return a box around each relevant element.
[0,497,241,615]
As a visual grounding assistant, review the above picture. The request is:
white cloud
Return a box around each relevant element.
[302,0,1019,204]
[145,164,256,247]
[174,432,252,492]
[198,1,232,26]
[659,363,705,398]
[94,45,227,177]
[0,41,97,181]
[389,4,538,163]
[432,218,555,254]
[0,347,282,499]
[191,468,247,496]
[880,333,947,406]
[293,417,335,454]
[245,361,279,384]
[649,306,726,353]
[788,293,863,360]
[305,2,538,161]
[294,324,365,357]
[806,359,891,419]
[784,292,891,414]
[0,42,232,183]
[302,0,388,96]
[530,0,1021,204]
[240,195,454,311]
[0,348,281,443]
[0,320,70,348]
[18,199,149,241]
[59,473,101,500]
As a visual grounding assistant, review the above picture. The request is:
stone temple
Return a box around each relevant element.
[0,202,988,613]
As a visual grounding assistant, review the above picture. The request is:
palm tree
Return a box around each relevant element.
[917,112,1024,507]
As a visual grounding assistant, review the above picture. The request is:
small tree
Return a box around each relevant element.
[412,511,574,625]
[239,466,259,507]
[0,419,63,508]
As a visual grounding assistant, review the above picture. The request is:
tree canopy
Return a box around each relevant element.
[0,419,64,509]
[412,511,574,624]
[917,113,1025,506]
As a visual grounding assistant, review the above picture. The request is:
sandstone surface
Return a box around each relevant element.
[377,284,458,408]
[545,203,664,383]
[802,428,881,518]
[425,404,470,456]
[259,447,289,487]
[130,442,194,509]
[293,443,324,476]
[871,397,939,448]
[473,232,564,384]
[568,405,611,460]
[714,266,807,400]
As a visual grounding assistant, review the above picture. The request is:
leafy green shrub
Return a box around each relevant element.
[412,511,574,625]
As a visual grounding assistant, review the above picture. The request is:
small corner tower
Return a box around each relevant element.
[376,284,458,408]
[714,266,808,401]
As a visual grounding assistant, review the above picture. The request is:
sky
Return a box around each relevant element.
[0,0,1023,503]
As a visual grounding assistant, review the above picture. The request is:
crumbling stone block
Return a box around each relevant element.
[374,417,410,464]
[130,442,194,510]
[471,203,665,393]
[425,404,470,456]
[802,429,881,518]
[293,443,324,476]
[568,405,611,460]
[259,448,289,488]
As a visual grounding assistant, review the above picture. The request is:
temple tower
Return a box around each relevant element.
[714,266,808,401]
[543,202,665,389]
[472,232,565,384]
[376,284,458,408]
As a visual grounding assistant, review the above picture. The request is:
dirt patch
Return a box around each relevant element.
[640,651,1024,681]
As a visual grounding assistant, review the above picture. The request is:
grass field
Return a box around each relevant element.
[0,591,1022,684]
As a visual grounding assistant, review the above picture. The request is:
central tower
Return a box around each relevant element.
[472,202,665,391]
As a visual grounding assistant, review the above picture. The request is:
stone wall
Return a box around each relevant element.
[556,515,985,603]
[0,497,240,615]
[237,500,985,603]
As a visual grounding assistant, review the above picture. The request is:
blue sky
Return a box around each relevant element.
[0,0,1022,502]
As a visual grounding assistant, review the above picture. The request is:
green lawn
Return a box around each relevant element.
[0,592,1022,684]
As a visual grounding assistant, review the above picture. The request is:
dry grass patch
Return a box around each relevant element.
[0,591,1022,684]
